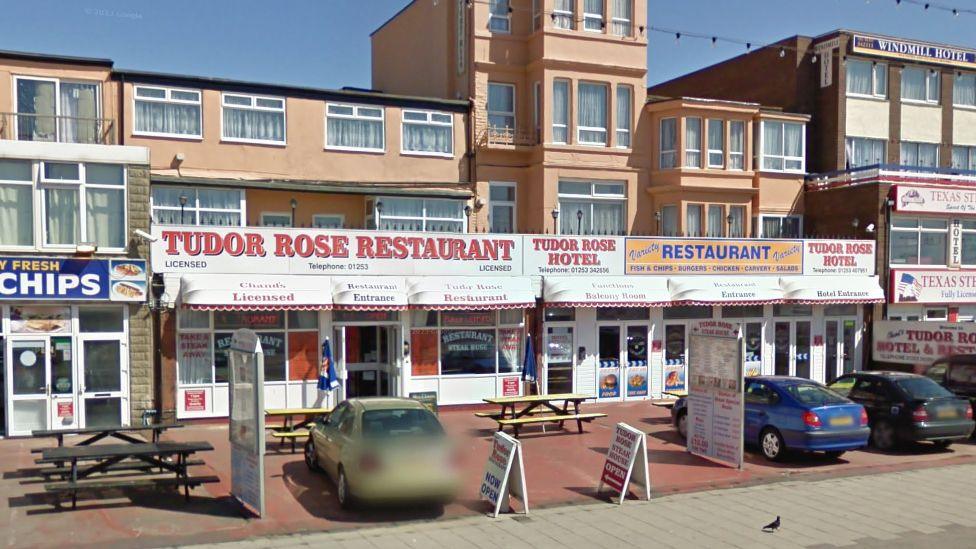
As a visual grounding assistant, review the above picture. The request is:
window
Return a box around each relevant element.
[489,182,516,233]
[615,85,632,148]
[729,120,745,170]
[552,79,569,144]
[728,206,746,237]
[0,159,33,246]
[14,77,101,144]
[661,205,678,236]
[845,137,886,168]
[557,180,625,235]
[685,117,702,167]
[611,0,631,36]
[261,212,292,227]
[488,0,511,33]
[532,0,542,30]
[487,83,515,133]
[533,82,541,141]
[659,118,677,168]
[312,214,344,229]
[401,109,453,156]
[760,120,804,172]
[707,119,724,168]
[952,145,976,171]
[326,103,384,152]
[583,0,604,31]
[900,141,939,168]
[376,196,464,233]
[577,82,608,145]
[686,204,702,237]
[410,310,524,376]
[955,73,976,107]
[890,217,948,265]
[553,0,574,29]
[961,220,976,265]
[133,85,202,138]
[846,60,887,98]
[221,93,285,144]
[901,67,940,103]
[152,186,244,226]
[759,215,801,238]
[706,205,724,237]
[39,162,126,249]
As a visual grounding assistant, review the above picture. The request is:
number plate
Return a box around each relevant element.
[937,407,958,419]
[829,415,854,426]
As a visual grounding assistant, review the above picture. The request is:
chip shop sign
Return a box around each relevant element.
[873,320,976,365]
[0,257,147,302]
[893,185,976,214]
[852,34,976,70]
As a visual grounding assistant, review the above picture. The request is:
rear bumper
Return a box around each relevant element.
[789,427,871,451]
[906,420,975,442]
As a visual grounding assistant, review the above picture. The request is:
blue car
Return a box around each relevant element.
[670,376,870,461]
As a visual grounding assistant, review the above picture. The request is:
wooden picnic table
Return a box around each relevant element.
[662,390,688,398]
[31,423,184,455]
[481,393,606,438]
[37,441,217,509]
[265,407,332,453]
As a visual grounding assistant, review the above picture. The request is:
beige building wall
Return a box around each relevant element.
[370,0,454,99]
[900,103,942,143]
[953,108,976,146]
[846,97,890,139]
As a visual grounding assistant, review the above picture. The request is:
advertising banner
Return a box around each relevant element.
[624,238,803,275]
[598,365,621,399]
[687,321,744,469]
[229,328,265,517]
[873,320,976,365]
[890,269,976,304]
[480,431,528,517]
[522,235,624,276]
[852,34,976,70]
[0,257,147,301]
[598,422,650,503]
[893,185,976,214]
[626,366,648,397]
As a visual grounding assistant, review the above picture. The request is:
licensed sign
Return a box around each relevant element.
[890,269,976,304]
[598,422,650,503]
[852,34,976,70]
[480,431,528,518]
[0,257,147,301]
[873,320,976,365]
[894,185,976,215]
[624,238,803,275]
[687,321,744,469]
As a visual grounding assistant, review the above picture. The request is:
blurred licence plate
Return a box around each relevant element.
[937,407,958,419]
[829,416,854,426]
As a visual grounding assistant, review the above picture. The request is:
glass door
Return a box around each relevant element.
[341,325,394,398]
[663,324,687,394]
[825,318,858,383]
[49,336,77,430]
[597,325,622,400]
[79,338,125,428]
[8,339,49,435]
[545,325,574,394]
[773,321,812,379]
[624,325,649,400]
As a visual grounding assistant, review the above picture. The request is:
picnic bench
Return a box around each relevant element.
[482,393,607,438]
[36,441,217,509]
[265,407,331,453]
[31,423,184,450]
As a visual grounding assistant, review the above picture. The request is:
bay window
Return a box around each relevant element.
[953,145,976,171]
[487,83,516,133]
[845,136,886,168]
[900,141,939,168]
[707,119,724,167]
[615,85,632,148]
[661,205,678,236]
[375,196,464,233]
[401,110,453,156]
[955,73,976,107]
[706,205,724,237]
[760,120,804,172]
[890,217,947,265]
[611,0,632,36]
[759,215,801,239]
[659,118,677,169]
[901,67,940,104]
[222,93,285,144]
[0,159,34,246]
[326,103,384,152]
[553,0,574,29]
[729,120,744,169]
[846,60,887,98]
[584,0,604,31]
[686,204,702,237]
[151,186,244,226]
[557,180,625,235]
[685,117,702,168]
[489,0,511,33]
[40,162,125,249]
[134,86,202,138]
[577,82,608,145]
[553,79,569,144]
[729,205,746,237]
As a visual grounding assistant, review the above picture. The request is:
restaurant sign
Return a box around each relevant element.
[893,185,976,214]
[890,269,976,304]
[625,239,802,275]
[598,422,650,503]
[873,320,976,365]
[852,34,976,69]
[0,257,147,301]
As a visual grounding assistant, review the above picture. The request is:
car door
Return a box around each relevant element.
[333,404,358,473]
[744,381,769,442]
[849,377,886,424]
[316,403,348,477]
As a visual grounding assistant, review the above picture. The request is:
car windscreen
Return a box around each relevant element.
[895,377,955,399]
[784,383,848,406]
[361,408,445,439]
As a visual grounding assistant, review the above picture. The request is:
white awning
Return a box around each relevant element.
[543,276,670,307]
[780,276,885,304]
[669,276,784,305]
[406,276,536,310]
[179,274,332,310]
[332,276,407,310]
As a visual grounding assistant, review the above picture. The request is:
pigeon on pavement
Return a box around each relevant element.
[762,516,781,533]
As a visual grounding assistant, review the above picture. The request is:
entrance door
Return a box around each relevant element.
[48,336,77,430]
[79,338,126,428]
[341,325,395,398]
[773,321,812,379]
[624,325,650,400]
[825,318,857,383]
[8,339,49,434]
[597,325,622,400]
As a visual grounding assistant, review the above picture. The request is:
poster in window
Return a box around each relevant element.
[441,329,496,375]
[442,310,495,327]
[215,332,234,383]
[626,366,648,397]
[599,367,620,399]
[410,330,439,376]
[287,332,318,381]
[546,327,573,363]
[179,332,213,385]
[259,332,286,381]
[10,306,70,333]
[664,364,686,393]
[214,310,285,330]
[498,328,522,373]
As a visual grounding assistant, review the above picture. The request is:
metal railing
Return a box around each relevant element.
[0,112,116,145]
[477,127,539,148]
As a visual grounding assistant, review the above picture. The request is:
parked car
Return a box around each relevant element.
[828,372,975,450]
[925,356,976,412]
[671,376,870,461]
[305,397,461,509]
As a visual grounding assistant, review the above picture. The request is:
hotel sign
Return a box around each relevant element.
[893,185,976,214]
[522,236,624,276]
[873,320,976,365]
[624,239,803,275]
[890,269,976,304]
[851,34,976,69]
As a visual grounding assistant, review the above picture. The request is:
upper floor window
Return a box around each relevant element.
[14,77,102,144]
[487,83,516,132]
[221,93,285,144]
[0,159,34,247]
[901,67,940,104]
[660,204,678,236]
[532,0,542,31]
[900,141,939,168]
[890,217,947,266]
[552,79,570,144]
[313,214,344,229]
[151,186,244,226]
[488,0,511,33]
[760,120,804,172]
[685,117,702,168]
[730,120,745,170]
[261,212,292,227]
[557,180,625,235]
[953,145,976,171]
[615,85,632,148]
[583,0,604,32]
[611,0,632,36]
[954,73,976,107]
[326,103,385,152]
[686,204,703,237]
[577,82,608,145]
[489,182,516,233]
[133,86,202,138]
[845,136,886,168]
[846,60,887,98]
[758,214,801,239]
[401,110,453,156]
[553,0,574,29]
[707,119,724,168]
[659,118,677,169]
[376,196,464,233]
[37,162,126,250]
[729,205,746,237]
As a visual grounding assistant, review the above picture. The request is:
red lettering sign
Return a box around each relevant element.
[502,377,520,397]
[184,389,206,412]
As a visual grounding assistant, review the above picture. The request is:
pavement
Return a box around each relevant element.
[191,463,976,549]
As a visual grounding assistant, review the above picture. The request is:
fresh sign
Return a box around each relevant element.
[0,257,147,302]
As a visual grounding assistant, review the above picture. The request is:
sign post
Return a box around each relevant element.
[598,422,650,503]
[229,328,265,517]
[480,431,528,518]
[686,321,745,469]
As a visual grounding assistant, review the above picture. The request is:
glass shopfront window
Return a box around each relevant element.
[409,309,524,377]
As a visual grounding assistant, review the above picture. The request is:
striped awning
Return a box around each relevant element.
[543,276,670,307]
[179,274,332,310]
[406,276,536,310]
[780,276,885,304]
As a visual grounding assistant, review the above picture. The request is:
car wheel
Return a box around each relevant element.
[871,420,897,451]
[337,466,355,510]
[824,450,845,460]
[677,411,688,439]
[304,439,320,472]
[760,428,786,462]
[934,440,953,450]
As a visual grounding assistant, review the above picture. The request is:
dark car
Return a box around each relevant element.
[926,356,976,411]
[828,372,975,450]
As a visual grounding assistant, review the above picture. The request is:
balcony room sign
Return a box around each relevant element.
[852,34,976,70]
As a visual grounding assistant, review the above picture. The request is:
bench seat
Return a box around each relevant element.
[497,413,607,437]
[39,459,204,478]
[44,475,220,509]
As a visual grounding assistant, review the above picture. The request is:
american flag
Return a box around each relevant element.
[896,273,922,301]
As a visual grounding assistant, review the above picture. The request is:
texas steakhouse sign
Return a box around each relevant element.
[150,227,875,277]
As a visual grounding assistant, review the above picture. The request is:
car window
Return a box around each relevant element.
[785,383,848,406]
[926,361,948,382]
[337,407,357,436]
[829,376,856,397]
[948,364,976,384]
[895,376,955,399]
[850,378,886,401]
[328,403,349,429]
[361,408,445,439]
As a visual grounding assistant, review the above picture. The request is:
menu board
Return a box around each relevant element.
[228,328,265,517]
[687,321,744,469]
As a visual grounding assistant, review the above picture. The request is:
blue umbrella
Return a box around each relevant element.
[522,335,537,383]
[318,338,340,391]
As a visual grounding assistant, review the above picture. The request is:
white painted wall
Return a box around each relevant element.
[901,103,942,143]
[953,108,976,146]
[846,97,890,139]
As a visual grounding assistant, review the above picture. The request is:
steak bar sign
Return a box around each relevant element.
[890,269,976,304]
[894,185,976,214]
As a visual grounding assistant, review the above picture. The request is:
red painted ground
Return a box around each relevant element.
[3,401,974,548]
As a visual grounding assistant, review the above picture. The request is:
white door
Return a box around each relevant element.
[7,339,50,435]
[48,335,77,430]
[824,318,858,383]
[773,320,812,379]
[386,325,401,397]
[78,336,128,428]
[544,324,575,395]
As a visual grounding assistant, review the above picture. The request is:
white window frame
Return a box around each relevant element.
[553,0,575,29]
[729,120,745,170]
[615,85,632,149]
[487,82,516,133]
[953,145,976,171]
[845,59,887,99]
[899,141,940,168]
[707,118,724,168]
[583,0,605,32]
[150,186,246,227]
[375,196,466,233]
[488,0,511,34]
[552,79,570,144]
[132,85,203,139]
[312,214,345,229]
[38,162,128,253]
[845,136,887,168]
[954,73,976,108]
[556,180,626,235]
[220,92,286,145]
[890,216,949,267]
[659,117,677,169]
[610,0,632,36]
[901,67,940,105]
[759,120,805,173]
[489,182,517,234]
[12,76,103,144]
[757,214,803,239]
[685,117,702,168]
[0,160,35,250]
[260,212,292,227]
[577,81,608,146]
[400,109,453,157]
[325,102,386,153]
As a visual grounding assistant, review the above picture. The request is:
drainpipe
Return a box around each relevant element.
[117,73,125,145]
